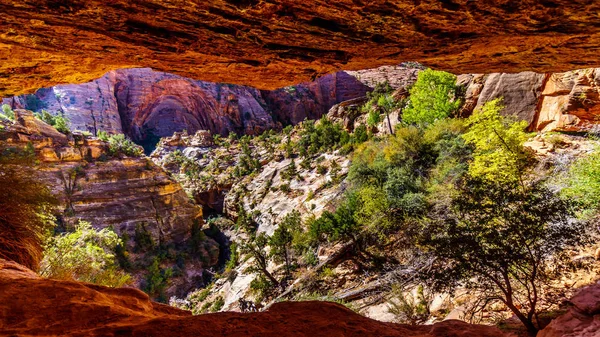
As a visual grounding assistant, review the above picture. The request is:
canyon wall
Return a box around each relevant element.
[2,68,370,151]
[0,110,220,295]
[458,68,600,132]
[6,66,600,154]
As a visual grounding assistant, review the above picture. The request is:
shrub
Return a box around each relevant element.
[144,257,173,301]
[35,110,71,134]
[134,222,155,252]
[40,220,132,287]
[561,147,600,212]
[105,133,144,157]
[210,296,225,312]
[402,69,460,125]
[367,110,381,127]
[1,104,14,120]
[387,285,432,324]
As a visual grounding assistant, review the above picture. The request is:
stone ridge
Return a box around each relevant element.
[0,258,511,337]
[2,1,600,96]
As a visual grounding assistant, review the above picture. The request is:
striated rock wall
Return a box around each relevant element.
[458,68,600,133]
[0,110,220,296]
[8,66,600,154]
[2,110,200,245]
[3,68,370,151]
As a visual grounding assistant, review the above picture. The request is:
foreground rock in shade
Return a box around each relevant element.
[538,282,600,337]
[2,1,600,96]
[0,259,510,337]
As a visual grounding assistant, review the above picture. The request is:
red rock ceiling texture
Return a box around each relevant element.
[2,0,600,96]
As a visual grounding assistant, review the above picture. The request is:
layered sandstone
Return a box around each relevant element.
[0,110,220,296]
[0,258,511,337]
[3,1,600,96]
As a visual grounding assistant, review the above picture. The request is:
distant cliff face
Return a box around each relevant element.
[2,68,370,152]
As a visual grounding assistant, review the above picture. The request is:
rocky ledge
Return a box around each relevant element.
[0,258,510,337]
[2,1,600,95]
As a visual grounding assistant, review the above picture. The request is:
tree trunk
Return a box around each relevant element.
[506,302,538,336]
[386,110,394,135]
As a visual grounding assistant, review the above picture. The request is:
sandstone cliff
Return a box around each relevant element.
[3,68,370,151]
[0,110,220,297]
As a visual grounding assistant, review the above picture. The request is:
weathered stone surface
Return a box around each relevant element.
[0,112,219,296]
[474,72,547,122]
[3,68,370,150]
[3,1,600,96]
[538,282,600,337]
[536,69,600,132]
[0,258,511,337]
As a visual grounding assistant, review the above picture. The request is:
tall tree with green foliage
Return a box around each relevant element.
[403,69,460,125]
[462,98,530,184]
[40,220,132,287]
[417,178,588,336]
[270,210,300,278]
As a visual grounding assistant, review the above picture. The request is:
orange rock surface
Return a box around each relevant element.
[2,1,600,95]
[0,259,512,337]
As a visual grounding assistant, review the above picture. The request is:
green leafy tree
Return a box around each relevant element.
[241,232,280,289]
[145,257,173,301]
[417,178,589,336]
[462,98,530,184]
[403,69,460,125]
[270,210,300,278]
[1,104,14,120]
[40,220,132,287]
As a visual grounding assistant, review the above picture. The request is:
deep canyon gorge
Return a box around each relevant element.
[2,1,600,337]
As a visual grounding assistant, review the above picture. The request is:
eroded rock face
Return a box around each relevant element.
[0,258,511,337]
[3,68,370,151]
[3,1,600,96]
[0,111,220,296]
[538,282,600,337]
[458,68,600,132]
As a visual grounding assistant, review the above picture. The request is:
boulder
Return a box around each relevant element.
[538,282,600,337]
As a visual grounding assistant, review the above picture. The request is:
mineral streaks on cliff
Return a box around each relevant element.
[3,1,600,96]
[262,71,371,125]
[459,68,600,133]
[3,68,370,150]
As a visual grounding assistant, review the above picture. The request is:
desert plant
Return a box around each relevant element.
[40,220,132,287]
